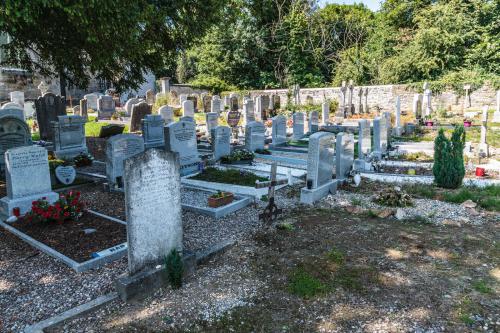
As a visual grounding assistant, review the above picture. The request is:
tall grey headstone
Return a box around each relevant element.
[292,112,305,140]
[413,94,422,120]
[373,117,388,158]
[79,98,88,121]
[142,114,165,149]
[130,101,152,132]
[321,101,330,125]
[394,96,402,136]
[164,120,200,175]
[206,112,219,136]
[271,115,287,146]
[357,88,363,114]
[309,111,319,133]
[358,119,371,159]
[124,148,182,275]
[363,88,369,113]
[243,100,255,125]
[179,94,188,106]
[83,93,99,110]
[211,97,221,115]
[335,132,354,181]
[245,121,265,152]
[106,134,145,189]
[423,82,432,116]
[97,95,115,119]
[158,105,174,125]
[145,89,155,105]
[384,111,392,144]
[52,115,87,159]
[182,100,194,119]
[255,96,263,122]
[211,126,231,160]
[0,146,58,216]
[35,92,66,140]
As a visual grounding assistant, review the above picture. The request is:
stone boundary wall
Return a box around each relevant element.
[244,83,497,113]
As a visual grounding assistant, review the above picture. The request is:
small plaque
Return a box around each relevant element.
[55,165,76,185]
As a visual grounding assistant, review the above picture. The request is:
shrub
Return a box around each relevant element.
[25,191,85,224]
[165,249,183,289]
[373,187,413,207]
[433,126,465,189]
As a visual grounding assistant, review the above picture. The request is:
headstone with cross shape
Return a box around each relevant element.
[256,162,287,224]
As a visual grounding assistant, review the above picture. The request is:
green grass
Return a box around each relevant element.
[326,248,345,265]
[442,185,500,211]
[277,223,295,231]
[404,184,437,199]
[288,140,309,147]
[191,167,268,187]
[288,268,328,298]
[472,280,493,294]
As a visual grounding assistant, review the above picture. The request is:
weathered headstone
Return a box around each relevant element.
[35,93,66,140]
[106,134,145,189]
[97,95,115,119]
[245,121,265,152]
[211,97,221,115]
[202,95,212,113]
[463,84,471,108]
[358,119,371,159]
[10,91,24,108]
[309,111,319,133]
[206,112,219,136]
[124,98,140,117]
[300,132,336,204]
[0,115,32,169]
[160,77,170,94]
[255,96,263,122]
[413,94,422,120]
[479,106,489,156]
[124,148,182,275]
[1,102,23,112]
[335,132,354,181]
[52,115,87,159]
[384,111,392,143]
[187,96,198,113]
[347,80,354,115]
[243,100,255,125]
[72,105,80,116]
[145,89,155,105]
[230,94,239,111]
[373,117,388,158]
[357,88,363,114]
[292,112,305,140]
[83,93,99,110]
[394,96,402,136]
[423,82,433,116]
[271,95,280,110]
[182,100,195,119]
[164,120,200,175]
[321,101,330,125]
[98,125,124,141]
[0,146,58,216]
[130,101,152,132]
[179,94,188,106]
[211,126,231,160]
[158,105,174,125]
[142,115,165,149]
[0,106,24,120]
[271,115,287,146]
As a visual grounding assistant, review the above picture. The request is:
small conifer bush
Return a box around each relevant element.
[165,249,183,289]
[433,125,465,189]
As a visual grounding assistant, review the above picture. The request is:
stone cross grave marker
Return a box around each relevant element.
[35,93,66,140]
[124,148,182,275]
[211,126,231,160]
[142,114,165,149]
[336,132,354,181]
[256,162,286,224]
[0,145,58,216]
[159,105,174,125]
[52,115,87,159]
[130,101,152,132]
[106,134,145,189]
[271,115,287,146]
[245,121,265,152]
[164,120,200,176]
[292,112,305,140]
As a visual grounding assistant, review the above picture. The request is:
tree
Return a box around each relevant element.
[433,126,465,189]
[0,0,223,94]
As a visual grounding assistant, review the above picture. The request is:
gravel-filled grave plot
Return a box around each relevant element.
[8,213,126,263]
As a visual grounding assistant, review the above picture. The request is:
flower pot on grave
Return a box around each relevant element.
[475,167,485,177]
[425,121,434,127]
[463,120,472,127]
[208,192,234,208]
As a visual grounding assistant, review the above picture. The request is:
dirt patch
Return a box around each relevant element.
[10,212,126,262]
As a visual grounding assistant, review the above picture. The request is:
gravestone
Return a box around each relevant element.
[479,106,489,156]
[203,95,212,113]
[255,96,263,122]
[124,148,182,275]
[306,96,314,105]
[187,96,198,113]
[271,95,280,110]
[230,95,239,111]
[245,121,265,152]
[223,96,230,110]
[335,132,354,181]
[1,102,23,111]
[179,94,188,106]
[0,146,58,216]
[384,111,392,143]
[422,82,433,116]
[463,84,471,108]
[124,98,140,117]
[211,126,231,160]
[130,101,152,132]
[79,98,88,121]
[309,111,319,133]
[271,115,287,146]
[347,80,354,115]
[321,101,330,125]
[357,88,363,114]
[373,117,388,158]
[99,124,125,138]
[106,134,144,189]
[182,100,195,119]
[10,91,24,108]
[243,100,255,125]
[292,112,305,140]
[0,106,24,121]
[52,115,87,159]
[357,119,371,159]
[84,93,99,110]
[35,93,66,140]
[211,97,221,114]
[158,105,174,125]
[145,89,155,105]
[180,116,195,123]
[142,115,165,149]
[73,105,80,116]
[413,94,422,120]
[262,95,271,111]
[97,95,115,119]
[0,116,32,169]
[55,166,76,185]
[363,88,369,113]
[300,132,336,204]
[394,96,402,136]
[206,112,219,136]
[226,110,241,127]
[164,121,200,176]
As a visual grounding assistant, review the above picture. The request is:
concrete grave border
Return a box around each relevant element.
[0,210,127,273]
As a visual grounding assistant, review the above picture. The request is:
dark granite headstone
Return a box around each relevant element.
[35,93,66,140]
[99,124,125,138]
[130,102,152,132]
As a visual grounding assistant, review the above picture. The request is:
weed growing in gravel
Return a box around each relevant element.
[277,223,295,231]
[404,184,437,199]
[442,185,500,211]
[351,198,362,206]
[326,248,345,265]
[165,249,183,289]
[288,267,328,298]
[472,280,493,294]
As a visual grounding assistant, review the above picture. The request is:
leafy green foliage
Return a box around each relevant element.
[288,267,328,298]
[433,126,465,189]
[165,249,183,289]
[191,167,267,187]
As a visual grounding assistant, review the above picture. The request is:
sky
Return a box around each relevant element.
[319,0,383,12]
